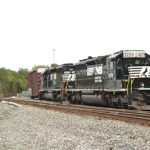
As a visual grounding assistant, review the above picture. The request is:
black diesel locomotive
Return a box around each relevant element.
[39,50,150,110]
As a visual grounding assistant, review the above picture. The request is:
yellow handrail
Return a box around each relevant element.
[60,81,68,94]
[126,76,134,95]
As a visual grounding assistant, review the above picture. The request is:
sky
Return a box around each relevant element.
[0,0,150,71]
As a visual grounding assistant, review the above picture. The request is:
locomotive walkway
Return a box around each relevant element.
[2,98,150,126]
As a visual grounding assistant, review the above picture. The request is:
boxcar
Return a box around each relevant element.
[28,68,46,99]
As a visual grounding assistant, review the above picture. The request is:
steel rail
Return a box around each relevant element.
[3,99,150,126]
[9,99,150,116]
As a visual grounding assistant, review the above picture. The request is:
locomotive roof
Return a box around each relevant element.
[75,50,147,66]
[106,51,122,60]
[74,54,109,66]
[43,50,148,74]
[107,50,146,60]
[58,63,73,67]
[74,57,97,65]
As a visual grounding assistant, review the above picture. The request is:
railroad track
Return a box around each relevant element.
[2,98,150,126]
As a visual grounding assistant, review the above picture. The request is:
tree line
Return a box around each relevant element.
[0,64,58,97]
[0,68,29,97]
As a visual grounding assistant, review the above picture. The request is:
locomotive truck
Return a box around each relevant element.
[30,50,150,110]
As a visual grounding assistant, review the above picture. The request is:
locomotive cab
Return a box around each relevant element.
[106,50,150,109]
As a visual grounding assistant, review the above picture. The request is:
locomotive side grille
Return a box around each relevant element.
[128,66,150,78]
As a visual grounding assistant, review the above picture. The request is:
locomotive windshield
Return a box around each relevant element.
[116,57,150,78]
[123,58,150,68]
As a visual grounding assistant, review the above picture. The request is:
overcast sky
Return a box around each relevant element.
[0,0,150,71]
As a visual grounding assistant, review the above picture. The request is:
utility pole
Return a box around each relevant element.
[53,49,55,64]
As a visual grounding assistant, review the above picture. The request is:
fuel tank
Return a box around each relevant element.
[82,94,107,106]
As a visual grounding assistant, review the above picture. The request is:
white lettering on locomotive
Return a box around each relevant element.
[63,73,76,81]
[87,65,103,76]
[50,73,57,80]
[123,51,145,58]
[128,66,150,78]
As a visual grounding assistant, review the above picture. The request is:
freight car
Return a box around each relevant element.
[28,68,46,99]
[39,50,150,110]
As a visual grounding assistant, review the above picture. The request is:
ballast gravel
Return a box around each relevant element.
[0,102,150,150]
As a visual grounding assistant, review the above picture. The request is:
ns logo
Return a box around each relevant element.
[140,67,150,77]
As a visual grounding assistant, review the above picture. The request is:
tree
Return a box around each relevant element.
[51,64,58,68]
[0,68,29,96]
[18,68,29,78]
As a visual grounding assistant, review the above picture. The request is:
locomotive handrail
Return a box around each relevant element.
[126,76,135,95]
[127,76,130,96]
[130,78,135,94]
[60,81,68,94]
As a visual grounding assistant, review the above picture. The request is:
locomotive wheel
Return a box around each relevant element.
[118,95,123,108]
[70,95,76,104]
[76,94,83,104]
[70,94,82,104]
[53,93,57,101]
[31,96,34,99]
[39,93,43,100]
[123,104,128,109]
[107,96,113,107]
[56,94,61,102]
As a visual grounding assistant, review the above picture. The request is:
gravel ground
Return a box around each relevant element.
[0,102,150,150]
